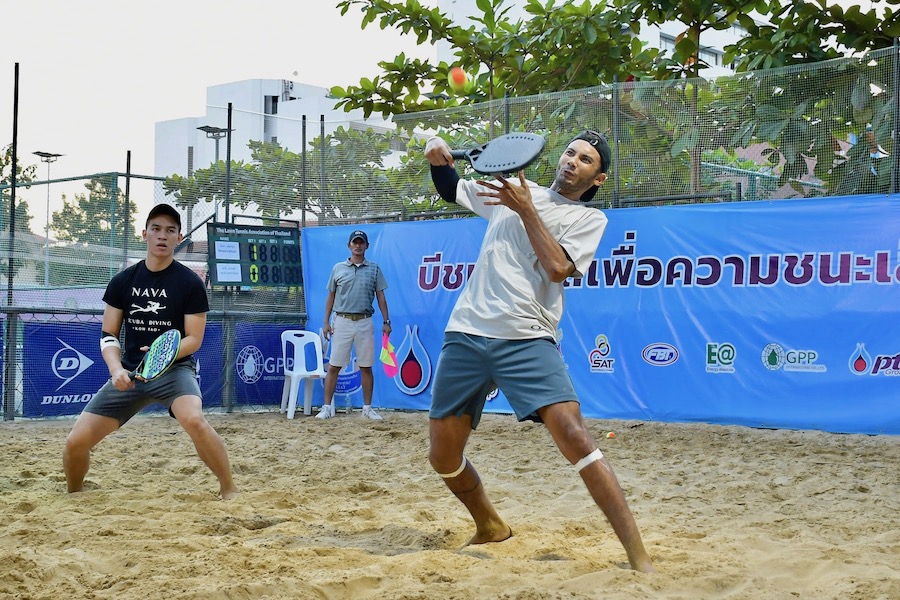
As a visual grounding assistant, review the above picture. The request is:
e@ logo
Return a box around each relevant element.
[642,343,679,366]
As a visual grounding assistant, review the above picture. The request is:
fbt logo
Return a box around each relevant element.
[52,339,95,391]
[706,342,735,374]
[588,334,615,373]
[641,343,678,367]
[849,343,900,376]
[760,343,826,373]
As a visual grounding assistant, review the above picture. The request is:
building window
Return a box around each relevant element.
[265,95,279,115]
[699,47,722,67]
[660,34,676,53]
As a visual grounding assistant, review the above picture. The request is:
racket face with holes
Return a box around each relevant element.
[450,132,546,175]
[134,329,181,381]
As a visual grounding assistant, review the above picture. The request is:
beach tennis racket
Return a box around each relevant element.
[131,329,181,381]
[450,132,546,175]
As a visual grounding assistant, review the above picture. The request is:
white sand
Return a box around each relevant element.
[1,411,897,599]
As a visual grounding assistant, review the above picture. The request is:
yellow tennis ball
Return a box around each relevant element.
[448,67,470,94]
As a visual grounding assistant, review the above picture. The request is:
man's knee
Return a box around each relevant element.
[432,454,467,478]
[64,430,90,455]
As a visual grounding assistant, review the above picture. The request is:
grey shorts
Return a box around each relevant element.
[83,360,201,426]
[429,332,578,429]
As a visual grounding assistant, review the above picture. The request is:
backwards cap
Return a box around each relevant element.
[570,130,612,202]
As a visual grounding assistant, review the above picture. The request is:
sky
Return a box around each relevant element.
[0,0,885,234]
[0,0,435,232]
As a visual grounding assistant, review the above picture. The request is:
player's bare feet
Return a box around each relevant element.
[461,522,513,548]
[221,487,240,501]
[627,552,656,573]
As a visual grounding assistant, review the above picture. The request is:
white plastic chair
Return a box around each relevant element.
[280,330,327,419]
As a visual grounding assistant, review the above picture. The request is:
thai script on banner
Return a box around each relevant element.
[418,252,477,292]
[567,230,900,289]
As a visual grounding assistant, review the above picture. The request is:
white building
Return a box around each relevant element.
[154,79,381,180]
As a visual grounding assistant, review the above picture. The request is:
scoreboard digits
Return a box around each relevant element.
[207,223,301,288]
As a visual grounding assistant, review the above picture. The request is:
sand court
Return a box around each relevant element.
[1,410,897,599]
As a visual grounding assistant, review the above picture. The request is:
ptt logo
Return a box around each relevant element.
[761,343,826,373]
[588,334,615,373]
[849,343,900,376]
[51,339,95,391]
[641,343,678,367]
[706,342,735,374]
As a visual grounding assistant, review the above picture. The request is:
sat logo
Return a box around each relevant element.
[52,339,95,391]
[588,334,615,373]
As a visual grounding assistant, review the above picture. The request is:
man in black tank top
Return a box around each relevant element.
[63,203,239,500]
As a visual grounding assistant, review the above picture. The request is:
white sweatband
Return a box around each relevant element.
[438,456,468,479]
[100,335,121,351]
[573,448,603,472]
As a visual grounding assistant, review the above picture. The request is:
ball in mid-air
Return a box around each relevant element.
[448,67,471,94]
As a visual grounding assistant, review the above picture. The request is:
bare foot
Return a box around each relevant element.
[461,523,513,548]
[221,487,240,501]
[629,556,656,573]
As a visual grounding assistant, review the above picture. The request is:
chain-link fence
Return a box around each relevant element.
[3,45,897,418]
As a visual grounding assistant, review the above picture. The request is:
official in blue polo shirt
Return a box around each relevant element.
[319,229,391,420]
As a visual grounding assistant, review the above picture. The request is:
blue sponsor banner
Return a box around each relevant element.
[233,322,303,406]
[302,220,488,412]
[196,322,224,408]
[23,321,229,416]
[23,321,109,417]
[302,194,900,435]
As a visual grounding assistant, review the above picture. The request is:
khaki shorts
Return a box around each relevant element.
[329,314,375,368]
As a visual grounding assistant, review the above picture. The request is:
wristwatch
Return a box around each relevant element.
[383,320,391,325]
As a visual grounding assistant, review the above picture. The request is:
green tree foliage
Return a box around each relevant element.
[717,0,900,195]
[164,128,451,225]
[329,0,900,200]
[727,0,900,72]
[0,145,37,279]
[332,0,658,117]
[50,177,142,286]
[0,144,36,233]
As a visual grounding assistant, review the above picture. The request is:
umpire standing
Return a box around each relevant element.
[319,229,391,420]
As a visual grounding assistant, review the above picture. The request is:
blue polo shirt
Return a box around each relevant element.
[326,258,388,316]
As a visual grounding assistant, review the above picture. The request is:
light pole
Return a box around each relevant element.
[197,125,232,222]
[33,151,63,288]
[197,125,230,163]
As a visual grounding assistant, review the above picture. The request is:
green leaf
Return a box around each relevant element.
[850,77,870,112]
[671,128,699,157]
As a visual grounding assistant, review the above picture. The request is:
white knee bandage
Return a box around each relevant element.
[573,448,603,472]
[438,456,468,479]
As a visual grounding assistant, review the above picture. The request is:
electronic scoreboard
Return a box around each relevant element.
[206,222,301,287]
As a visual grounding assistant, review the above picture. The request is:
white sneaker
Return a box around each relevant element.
[316,404,336,419]
[362,406,383,420]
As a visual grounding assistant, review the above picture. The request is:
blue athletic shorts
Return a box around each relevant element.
[83,360,201,426]
[429,332,578,429]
